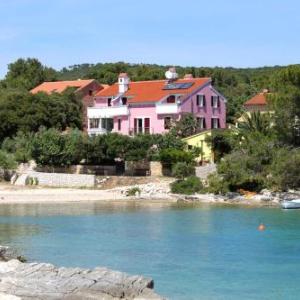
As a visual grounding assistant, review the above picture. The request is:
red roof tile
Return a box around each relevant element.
[30,79,96,94]
[244,92,270,106]
[95,78,211,103]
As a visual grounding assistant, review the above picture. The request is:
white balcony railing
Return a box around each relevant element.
[87,106,129,118]
[156,103,179,114]
[88,128,110,135]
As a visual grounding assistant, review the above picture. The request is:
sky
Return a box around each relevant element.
[0,0,300,78]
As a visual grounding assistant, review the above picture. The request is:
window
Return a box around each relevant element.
[88,90,93,96]
[101,118,114,132]
[108,98,112,107]
[196,95,205,107]
[122,97,127,105]
[166,95,176,103]
[211,96,220,108]
[118,118,121,131]
[164,117,172,129]
[212,118,220,129]
[197,117,206,129]
[89,118,100,129]
[134,118,150,134]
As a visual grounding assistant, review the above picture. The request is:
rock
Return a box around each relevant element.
[0,246,25,262]
[10,173,18,185]
[0,259,164,300]
[225,192,240,199]
[0,246,164,300]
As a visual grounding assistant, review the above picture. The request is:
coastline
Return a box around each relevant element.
[0,183,283,207]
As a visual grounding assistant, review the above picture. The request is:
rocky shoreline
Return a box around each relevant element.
[0,181,299,207]
[0,246,164,300]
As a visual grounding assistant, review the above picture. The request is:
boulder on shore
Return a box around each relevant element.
[0,246,164,300]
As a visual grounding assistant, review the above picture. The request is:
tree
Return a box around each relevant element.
[270,65,300,146]
[170,114,199,138]
[4,58,57,91]
[0,88,82,141]
[172,162,195,180]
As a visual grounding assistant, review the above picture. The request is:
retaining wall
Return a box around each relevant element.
[29,172,96,188]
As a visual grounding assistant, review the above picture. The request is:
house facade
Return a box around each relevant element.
[31,79,106,130]
[87,69,226,135]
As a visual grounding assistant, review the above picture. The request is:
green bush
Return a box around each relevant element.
[205,173,229,194]
[266,148,300,191]
[0,150,17,171]
[159,148,194,165]
[170,176,203,195]
[172,162,195,180]
[2,132,34,163]
[126,187,141,196]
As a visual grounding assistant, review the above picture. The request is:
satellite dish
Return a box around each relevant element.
[165,68,178,80]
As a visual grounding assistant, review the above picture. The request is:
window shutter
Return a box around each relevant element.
[203,118,206,129]
[203,95,206,107]
[217,96,220,108]
[196,95,199,106]
[217,119,220,128]
[211,96,214,107]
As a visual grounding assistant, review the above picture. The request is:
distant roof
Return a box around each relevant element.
[244,91,271,106]
[96,78,211,103]
[30,79,96,94]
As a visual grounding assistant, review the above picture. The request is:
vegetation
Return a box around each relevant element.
[1,128,189,168]
[172,162,195,180]
[0,150,17,171]
[126,187,141,197]
[171,176,203,195]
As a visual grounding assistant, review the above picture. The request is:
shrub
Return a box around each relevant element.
[159,148,194,165]
[0,150,17,170]
[205,173,229,194]
[172,162,195,180]
[1,132,34,163]
[266,148,300,191]
[126,187,141,196]
[170,176,203,195]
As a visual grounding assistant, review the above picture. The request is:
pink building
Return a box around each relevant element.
[87,68,226,135]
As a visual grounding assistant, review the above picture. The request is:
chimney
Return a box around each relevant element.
[118,73,130,94]
[183,74,194,80]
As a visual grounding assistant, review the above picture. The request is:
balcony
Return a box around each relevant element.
[156,103,179,114]
[87,105,129,118]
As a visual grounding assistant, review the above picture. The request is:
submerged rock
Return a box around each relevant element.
[0,247,164,300]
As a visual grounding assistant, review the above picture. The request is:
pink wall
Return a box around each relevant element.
[180,84,226,129]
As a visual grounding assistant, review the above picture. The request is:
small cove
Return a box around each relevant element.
[1,202,300,299]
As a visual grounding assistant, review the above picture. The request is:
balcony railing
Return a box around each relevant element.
[129,127,153,135]
[87,127,112,135]
[87,105,129,118]
[156,103,180,114]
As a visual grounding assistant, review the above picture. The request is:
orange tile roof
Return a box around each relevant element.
[30,79,96,94]
[244,92,270,106]
[95,78,211,103]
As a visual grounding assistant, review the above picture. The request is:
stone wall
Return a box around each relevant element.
[29,172,96,188]
[125,160,150,176]
[150,161,163,176]
[35,165,116,176]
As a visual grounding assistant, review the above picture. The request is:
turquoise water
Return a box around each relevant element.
[1,202,300,299]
